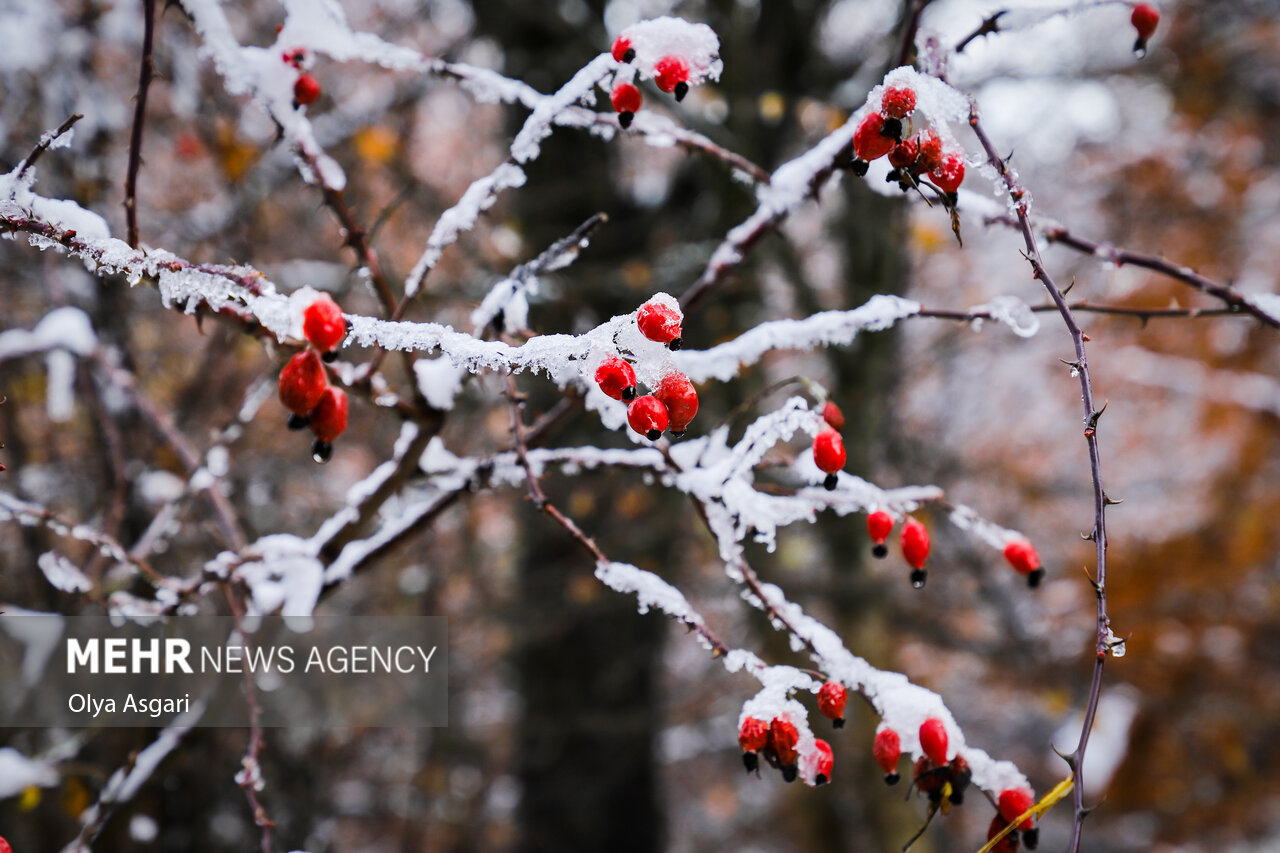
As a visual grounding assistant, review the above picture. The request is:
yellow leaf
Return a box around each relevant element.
[974,776,1074,853]
[18,785,41,811]
[353,125,399,166]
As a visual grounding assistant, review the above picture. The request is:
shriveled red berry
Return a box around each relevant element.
[811,738,834,785]
[1131,3,1160,42]
[595,357,637,401]
[739,715,768,773]
[919,717,948,766]
[853,112,895,166]
[987,815,1021,853]
[813,429,845,491]
[873,727,902,784]
[948,754,972,804]
[867,510,894,558]
[309,386,348,463]
[739,716,769,752]
[611,82,643,128]
[822,401,845,431]
[627,395,669,441]
[901,516,930,587]
[929,152,966,195]
[913,755,947,803]
[880,86,916,120]
[310,387,348,443]
[303,293,346,354]
[817,681,848,727]
[611,34,635,64]
[888,137,920,171]
[282,47,306,68]
[916,131,943,173]
[279,350,328,418]
[636,298,683,349]
[654,55,690,99]
[1004,538,1045,587]
[999,787,1036,831]
[294,73,321,106]
[654,371,698,436]
[769,716,800,774]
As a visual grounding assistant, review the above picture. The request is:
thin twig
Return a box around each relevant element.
[954,10,1007,54]
[894,0,934,69]
[124,0,157,248]
[968,101,1110,853]
[12,114,82,184]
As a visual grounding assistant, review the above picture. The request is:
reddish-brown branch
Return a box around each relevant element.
[13,113,82,182]
[124,0,157,248]
[969,102,1109,853]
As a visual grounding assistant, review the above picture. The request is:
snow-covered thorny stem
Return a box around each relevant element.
[969,103,1112,853]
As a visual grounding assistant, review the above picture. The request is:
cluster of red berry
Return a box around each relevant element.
[609,35,693,128]
[277,294,349,462]
[850,85,966,201]
[283,47,321,106]
[737,714,832,785]
[865,510,931,587]
[595,298,699,440]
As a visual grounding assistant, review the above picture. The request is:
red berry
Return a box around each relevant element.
[627,395,669,441]
[636,298,683,348]
[611,35,635,63]
[872,727,902,783]
[880,86,916,120]
[278,350,328,417]
[595,357,637,401]
[919,717,948,766]
[1130,3,1159,41]
[294,73,321,105]
[810,738,834,785]
[929,152,966,195]
[739,716,769,752]
[822,400,845,431]
[611,82,642,127]
[915,131,943,173]
[282,47,306,68]
[1004,539,1040,575]
[853,113,895,163]
[817,681,848,726]
[813,429,846,474]
[769,716,800,768]
[999,787,1036,831]
[0,837,11,853]
[901,517,930,570]
[303,293,346,354]
[888,136,919,171]
[653,55,689,94]
[310,386,348,443]
[867,510,894,546]
[654,371,698,436]
[987,815,1021,853]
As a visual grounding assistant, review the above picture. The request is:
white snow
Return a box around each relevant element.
[0,747,59,798]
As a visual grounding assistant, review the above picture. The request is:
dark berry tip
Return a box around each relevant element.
[618,111,634,129]
[344,319,353,333]
[673,81,689,102]
[622,386,637,401]
[885,169,900,184]
[1028,568,1046,588]
[646,428,661,441]
[667,337,682,351]
[622,48,635,63]
[321,349,338,363]
[781,765,798,783]
[852,159,869,177]
[287,413,310,430]
[742,752,759,774]
[832,717,844,729]
[1023,827,1039,849]
[947,191,959,207]
[881,117,903,140]
[815,773,828,786]
[872,543,888,559]
[910,568,927,589]
[311,440,333,464]
[823,473,838,491]
[884,772,900,786]
[671,429,686,439]
[949,790,965,805]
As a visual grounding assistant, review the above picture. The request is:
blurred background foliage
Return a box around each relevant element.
[1,0,1279,851]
